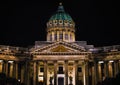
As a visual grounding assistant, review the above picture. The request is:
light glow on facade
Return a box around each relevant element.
[0,60,3,63]
[109,60,114,63]
[8,61,14,63]
[98,61,104,64]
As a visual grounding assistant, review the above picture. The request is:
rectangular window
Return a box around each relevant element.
[59,66,63,72]
[78,67,82,72]
[40,67,44,72]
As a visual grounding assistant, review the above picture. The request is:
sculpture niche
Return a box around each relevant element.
[49,76,53,85]
[69,76,73,85]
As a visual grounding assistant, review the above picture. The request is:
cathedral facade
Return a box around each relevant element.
[0,3,120,85]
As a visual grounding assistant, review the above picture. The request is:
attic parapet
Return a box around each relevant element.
[0,45,28,54]
[96,45,120,52]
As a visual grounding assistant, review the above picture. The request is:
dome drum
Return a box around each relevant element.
[47,28,75,33]
[47,20,75,29]
[46,3,75,42]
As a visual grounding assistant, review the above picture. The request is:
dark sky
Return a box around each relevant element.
[0,0,120,47]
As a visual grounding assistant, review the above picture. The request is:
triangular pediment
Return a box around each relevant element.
[31,41,86,54]
[50,45,71,52]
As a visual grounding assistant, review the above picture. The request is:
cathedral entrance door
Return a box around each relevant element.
[58,77,64,85]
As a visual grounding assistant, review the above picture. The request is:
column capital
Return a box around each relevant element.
[44,60,47,63]
[74,60,78,63]
[65,60,68,63]
[4,60,8,63]
[54,60,57,63]
[14,61,19,63]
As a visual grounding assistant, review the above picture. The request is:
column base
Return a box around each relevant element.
[69,84,73,85]
[49,84,53,85]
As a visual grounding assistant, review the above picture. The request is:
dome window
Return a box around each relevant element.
[59,20,63,23]
[64,20,68,23]
[54,33,57,41]
[70,34,73,41]
[69,21,72,24]
[65,34,68,40]
[59,33,63,40]
[50,34,52,41]
[55,20,57,23]
[49,21,52,25]
[53,20,57,23]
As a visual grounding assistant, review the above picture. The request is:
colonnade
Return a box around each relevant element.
[0,60,29,84]
[90,60,120,85]
[0,60,18,78]
[32,60,87,85]
[47,30,75,42]
[0,59,120,85]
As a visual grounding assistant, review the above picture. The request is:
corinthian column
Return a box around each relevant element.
[82,61,86,85]
[0,60,3,73]
[63,31,65,41]
[9,63,14,77]
[114,61,117,77]
[15,62,18,79]
[85,61,89,85]
[33,61,37,85]
[94,61,98,85]
[5,61,8,76]
[98,63,102,81]
[54,61,57,85]
[75,61,78,85]
[44,61,47,85]
[104,61,108,78]
[65,60,68,85]
[52,31,54,41]
[108,62,113,77]
[21,64,25,83]
[57,31,59,41]
[91,63,95,85]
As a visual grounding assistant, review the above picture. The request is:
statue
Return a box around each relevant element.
[69,76,73,85]
[49,76,53,85]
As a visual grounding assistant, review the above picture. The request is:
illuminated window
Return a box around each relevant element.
[50,34,52,41]
[49,21,52,25]
[65,34,68,40]
[78,67,82,72]
[59,33,63,40]
[70,34,72,40]
[0,60,3,63]
[64,20,67,23]
[55,20,57,23]
[59,66,63,72]
[59,20,62,23]
[58,66,63,74]
[54,33,57,40]
[69,21,72,24]
[40,67,44,72]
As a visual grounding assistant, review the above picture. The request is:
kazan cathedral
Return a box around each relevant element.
[0,3,120,85]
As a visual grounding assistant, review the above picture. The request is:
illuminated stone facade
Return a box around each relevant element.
[0,3,120,85]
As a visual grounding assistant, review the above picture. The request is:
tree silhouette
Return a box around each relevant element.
[0,72,25,85]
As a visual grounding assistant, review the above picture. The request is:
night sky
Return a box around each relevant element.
[0,0,120,47]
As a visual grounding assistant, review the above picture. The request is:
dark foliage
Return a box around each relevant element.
[96,72,120,85]
[0,73,25,85]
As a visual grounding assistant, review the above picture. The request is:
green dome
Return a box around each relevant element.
[49,13,73,21]
[49,3,73,21]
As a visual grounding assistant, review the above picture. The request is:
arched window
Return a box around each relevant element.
[54,33,57,41]
[50,34,52,41]
[70,34,73,41]
[59,33,63,40]
[65,34,68,40]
